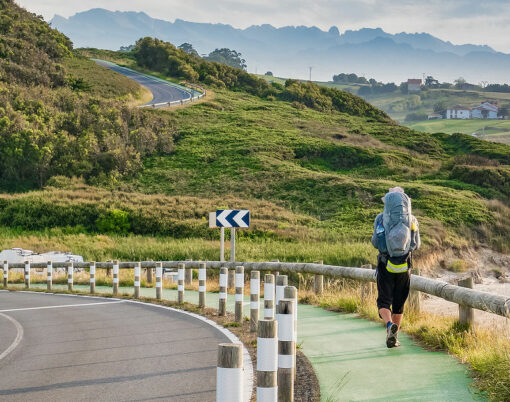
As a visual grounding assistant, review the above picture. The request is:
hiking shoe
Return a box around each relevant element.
[386,323,399,348]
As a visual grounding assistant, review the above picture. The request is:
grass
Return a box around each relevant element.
[407,119,510,145]
[0,227,377,267]
[63,55,145,101]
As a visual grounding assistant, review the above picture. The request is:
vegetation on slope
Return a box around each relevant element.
[0,0,175,190]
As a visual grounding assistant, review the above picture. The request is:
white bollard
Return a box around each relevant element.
[3,261,7,287]
[46,261,52,291]
[90,262,96,294]
[156,262,162,299]
[134,262,141,298]
[219,267,228,316]
[277,299,295,402]
[113,260,119,295]
[67,262,73,291]
[178,263,185,303]
[264,274,275,319]
[284,286,298,381]
[235,266,244,322]
[257,319,278,402]
[275,275,288,312]
[24,261,30,288]
[216,343,243,402]
[199,262,206,307]
[250,271,260,332]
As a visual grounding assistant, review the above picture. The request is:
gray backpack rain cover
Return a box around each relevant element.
[383,192,412,257]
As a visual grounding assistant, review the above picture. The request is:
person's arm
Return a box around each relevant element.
[371,213,382,249]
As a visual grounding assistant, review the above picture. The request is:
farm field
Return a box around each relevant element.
[407,119,510,145]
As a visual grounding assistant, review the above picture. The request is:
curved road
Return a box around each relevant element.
[0,291,230,401]
[94,60,194,107]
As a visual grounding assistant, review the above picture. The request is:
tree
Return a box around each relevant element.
[265,71,273,76]
[433,101,447,115]
[454,77,469,90]
[425,76,439,87]
[499,103,510,119]
[399,82,408,94]
[206,48,247,70]
[178,43,199,56]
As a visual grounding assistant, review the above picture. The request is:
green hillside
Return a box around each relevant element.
[408,119,510,145]
[1,0,509,260]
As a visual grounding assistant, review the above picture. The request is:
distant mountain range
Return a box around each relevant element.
[51,8,510,83]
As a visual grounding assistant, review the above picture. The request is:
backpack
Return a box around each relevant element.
[382,192,412,258]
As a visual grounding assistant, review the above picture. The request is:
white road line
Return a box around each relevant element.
[0,313,23,361]
[0,300,125,313]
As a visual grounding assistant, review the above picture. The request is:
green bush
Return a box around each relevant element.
[95,209,131,234]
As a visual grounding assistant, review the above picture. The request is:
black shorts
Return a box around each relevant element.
[376,255,410,314]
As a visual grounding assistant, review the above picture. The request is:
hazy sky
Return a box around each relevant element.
[16,0,510,52]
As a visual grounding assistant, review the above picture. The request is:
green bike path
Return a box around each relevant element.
[16,284,478,401]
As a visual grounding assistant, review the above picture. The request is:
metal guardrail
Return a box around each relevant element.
[4,260,510,319]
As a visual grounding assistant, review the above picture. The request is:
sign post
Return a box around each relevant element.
[209,210,250,262]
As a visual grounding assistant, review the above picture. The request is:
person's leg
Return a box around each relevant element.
[376,259,394,329]
[391,271,411,330]
[391,313,403,328]
[379,308,392,324]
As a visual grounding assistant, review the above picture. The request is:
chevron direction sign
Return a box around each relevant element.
[214,209,250,228]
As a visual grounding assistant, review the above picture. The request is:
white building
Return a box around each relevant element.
[446,106,471,119]
[471,102,498,119]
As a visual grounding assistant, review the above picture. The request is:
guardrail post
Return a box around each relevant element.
[264,274,275,319]
[284,286,298,380]
[46,261,52,291]
[146,260,153,284]
[185,259,193,285]
[408,267,421,313]
[155,262,162,299]
[257,319,278,402]
[228,268,235,291]
[112,260,119,295]
[24,261,30,288]
[67,262,73,292]
[2,261,7,287]
[90,262,96,294]
[276,275,288,312]
[199,262,206,308]
[134,262,140,298]
[277,299,295,402]
[216,343,243,402]
[360,263,372,302]
[314,260,324,296]
[458,277,474,326]
[219,267,228,316]
[178,263,185,303]
[235,266,244,322]
[250,271,260,332]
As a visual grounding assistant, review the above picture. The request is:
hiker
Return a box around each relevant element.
[371,187,420,348]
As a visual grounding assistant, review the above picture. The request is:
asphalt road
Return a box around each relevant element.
[0,291,229,401]
[95,60,193,107]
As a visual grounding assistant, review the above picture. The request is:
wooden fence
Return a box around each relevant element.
[3,259,509,320]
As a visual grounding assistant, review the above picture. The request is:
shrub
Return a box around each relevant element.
[95,209,131,234]
[448,259,468,272]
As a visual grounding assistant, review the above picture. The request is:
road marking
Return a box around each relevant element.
[0,313,23,361]
[0,300,125,313]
